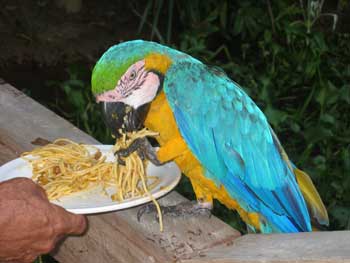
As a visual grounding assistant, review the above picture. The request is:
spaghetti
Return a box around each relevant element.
[22,129,164,231]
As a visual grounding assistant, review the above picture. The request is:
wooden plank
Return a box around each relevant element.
[0,128,25,164]
[0,83,241,262]
[182,231,350,263]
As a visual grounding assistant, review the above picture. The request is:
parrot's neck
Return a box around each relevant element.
[144,91,179,145]
[144,48,202,77]
[145,53,173,75]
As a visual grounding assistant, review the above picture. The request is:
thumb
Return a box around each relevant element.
[52,204,87,235]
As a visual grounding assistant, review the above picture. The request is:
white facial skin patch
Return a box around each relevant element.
[96,60,160,109]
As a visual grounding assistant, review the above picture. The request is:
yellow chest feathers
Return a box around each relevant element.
[144,92,180,147]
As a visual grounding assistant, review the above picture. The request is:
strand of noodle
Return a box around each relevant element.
[131,158,139,198]
[116,163,124,201]
[138,158,163,232]
[146,176,161,191]
[128,153,137,195]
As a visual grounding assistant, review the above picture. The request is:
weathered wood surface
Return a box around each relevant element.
[183,231,350,263]
[0,82,241,262]
[1,82,350,263]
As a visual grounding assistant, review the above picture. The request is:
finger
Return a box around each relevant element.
[52,204,87,235]
[64,213,87,235]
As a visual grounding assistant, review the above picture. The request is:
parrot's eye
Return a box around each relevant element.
[129,70,137,80]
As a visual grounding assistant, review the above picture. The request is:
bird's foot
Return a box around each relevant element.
[115,137,162,166]
[137,200,212,222]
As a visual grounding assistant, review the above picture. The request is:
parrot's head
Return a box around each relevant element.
[91,40,173,136]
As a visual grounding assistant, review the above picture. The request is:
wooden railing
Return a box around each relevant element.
[1,81,349,263]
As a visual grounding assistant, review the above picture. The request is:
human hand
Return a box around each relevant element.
[0,178,87,263]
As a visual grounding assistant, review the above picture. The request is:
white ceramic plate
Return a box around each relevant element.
[0,145,181,214]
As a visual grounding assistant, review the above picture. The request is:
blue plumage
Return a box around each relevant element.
[164,62,311,233]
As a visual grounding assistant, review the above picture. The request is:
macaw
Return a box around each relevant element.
[91,40,328,233]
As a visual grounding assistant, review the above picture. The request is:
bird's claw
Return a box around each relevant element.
[114,137,162,166]
[116,157,126,166]
[137,141,162,166]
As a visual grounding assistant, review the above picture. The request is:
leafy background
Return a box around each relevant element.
[1,0,349,236]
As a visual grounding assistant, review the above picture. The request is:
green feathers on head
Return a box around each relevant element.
[91,40,198,95]
[91,56,134,95]
[91,40,163,95]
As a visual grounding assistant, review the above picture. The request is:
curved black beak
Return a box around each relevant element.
[100,102,150,137]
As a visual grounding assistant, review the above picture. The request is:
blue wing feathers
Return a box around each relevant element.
[221,170,300,233]
[165,62,311,233]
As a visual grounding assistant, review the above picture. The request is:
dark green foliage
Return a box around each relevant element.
[46,64,113,144]
[48,0,349,232]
